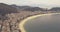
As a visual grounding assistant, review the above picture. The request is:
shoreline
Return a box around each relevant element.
[19,13,60,32]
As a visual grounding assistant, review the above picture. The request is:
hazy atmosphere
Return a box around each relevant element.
[0,0,60,8]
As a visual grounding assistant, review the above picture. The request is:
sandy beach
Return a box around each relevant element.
[19,13,60,32]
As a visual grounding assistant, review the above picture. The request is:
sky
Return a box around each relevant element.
[0,0,60,8]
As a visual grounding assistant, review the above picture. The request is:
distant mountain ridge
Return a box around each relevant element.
[49,7,60,11]
[0,3,60,15]
[10,4,46,11]
[11,4,60,12]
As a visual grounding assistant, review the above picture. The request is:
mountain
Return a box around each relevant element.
[0,3,18,15]
[11,5,45,11]
[49,7,60,11]
[22,7,44,11]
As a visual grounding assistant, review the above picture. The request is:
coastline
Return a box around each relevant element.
[19,13,60,32]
